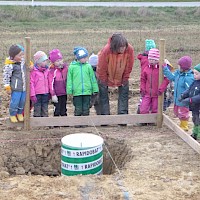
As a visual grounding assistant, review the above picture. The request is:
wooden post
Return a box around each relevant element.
[24,37,31,130]
[157,39,165,128]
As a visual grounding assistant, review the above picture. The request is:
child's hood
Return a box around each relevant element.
[4,57,15,65]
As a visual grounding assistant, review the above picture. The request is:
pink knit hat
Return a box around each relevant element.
[34,51,48,64]
[148,48,160,61]
[49,49,63,63]
[178,56,192,70]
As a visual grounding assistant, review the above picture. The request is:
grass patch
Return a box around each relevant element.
[0,6,200,72]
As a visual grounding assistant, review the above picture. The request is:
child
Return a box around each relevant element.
[162,56,194,131]
[3,44,26,123]
[137,39,156,73]
[179,63,200,139]
[158,59,174,111]
[48,49,68,116]
[140,48,169,116]
[137,39,156,113]
[30,51,49,117]
[88,53,101,115]
[67,47,99,117]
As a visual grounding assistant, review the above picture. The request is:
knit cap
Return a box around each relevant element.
[178,56,192,70]
[9,44,24,60]
[145,39,156,51]
[194,63,200,72]
[89,53,98,66]
[49,49,63,63]
[73,47,88,60]
[34,51,48,64]
[148,48,160,61]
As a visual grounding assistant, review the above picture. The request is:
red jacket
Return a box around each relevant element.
[140,64,169,97]
[97,37,134,87]
[137,51,149,73]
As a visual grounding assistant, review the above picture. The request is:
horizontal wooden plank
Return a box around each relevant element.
[163,114,200,154]
[5,114,157,127]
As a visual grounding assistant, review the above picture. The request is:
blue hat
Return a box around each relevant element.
[145,39,156,51]
[74,47,88,60]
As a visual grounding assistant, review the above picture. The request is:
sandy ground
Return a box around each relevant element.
[0,87,200,200]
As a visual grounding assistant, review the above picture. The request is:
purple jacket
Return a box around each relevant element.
[48,64,68,96]
[30,66,49,97]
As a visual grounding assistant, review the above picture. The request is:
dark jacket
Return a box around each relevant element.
[3,58,26,92]
[182,80,200,111]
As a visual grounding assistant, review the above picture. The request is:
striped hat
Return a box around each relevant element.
[34,51,48,64]
[148,48,160,61]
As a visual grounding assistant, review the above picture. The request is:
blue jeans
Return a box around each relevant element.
[9,91,26,116]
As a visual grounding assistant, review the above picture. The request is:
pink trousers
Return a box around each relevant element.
[174,105,190,120]
[140,96,158,114]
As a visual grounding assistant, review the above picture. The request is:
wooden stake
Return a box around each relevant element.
[157,39,165,128]
[24,37,31,130]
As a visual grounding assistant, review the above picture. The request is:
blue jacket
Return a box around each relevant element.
[163,67,194,107]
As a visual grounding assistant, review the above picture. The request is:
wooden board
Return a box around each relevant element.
[5,114,157,127]
[163,114,200,154]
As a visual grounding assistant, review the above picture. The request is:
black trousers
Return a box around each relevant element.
[98,81,129,115]
[53,95,67,116]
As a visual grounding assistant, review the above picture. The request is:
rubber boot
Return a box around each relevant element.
[10,116,18,123]
[179,120,189,131]
[191,125,198,140]
[17,114,24,122]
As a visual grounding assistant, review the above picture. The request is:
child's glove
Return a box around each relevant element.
[5,85,11,94]
[178,94,184,102]
[52,95,58,103]
[122,80,128,86]
[30,96,37,103]
[99,80,107,87]
[162,63,168,68]
[158,89,163,96]
[29,61,34,70]
[140,90,145,97]
[164,59,170,65]
[182,98,192,106]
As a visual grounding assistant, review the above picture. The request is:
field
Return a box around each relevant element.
[0,5,200,200]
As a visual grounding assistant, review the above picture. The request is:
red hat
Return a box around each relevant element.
[178,56,192,70]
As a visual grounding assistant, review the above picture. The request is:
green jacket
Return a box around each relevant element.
[67,60,99,96]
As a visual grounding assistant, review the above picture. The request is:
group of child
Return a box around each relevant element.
[3,45,98,123]
[137,39,200,140]
[2,40,200,140]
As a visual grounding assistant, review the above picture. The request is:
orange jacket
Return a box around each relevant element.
[97,37,134,87]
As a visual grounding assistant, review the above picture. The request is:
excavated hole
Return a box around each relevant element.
[0,137,133,176]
